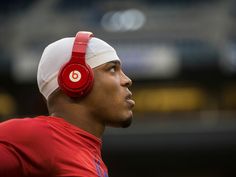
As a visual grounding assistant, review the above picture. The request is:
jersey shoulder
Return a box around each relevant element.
[0,116,52,141]
[0,116,56,176]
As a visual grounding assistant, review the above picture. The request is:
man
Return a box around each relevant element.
[0,31,135,177]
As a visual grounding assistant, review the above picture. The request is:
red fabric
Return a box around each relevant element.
[0,116,108,177]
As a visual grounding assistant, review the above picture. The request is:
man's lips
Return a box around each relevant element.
[125,93,135,108]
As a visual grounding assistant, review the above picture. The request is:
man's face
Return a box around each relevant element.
[85,61,135,128]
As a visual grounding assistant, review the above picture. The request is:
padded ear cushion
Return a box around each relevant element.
[58,62,94,97]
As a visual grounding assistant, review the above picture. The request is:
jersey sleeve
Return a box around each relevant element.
[0,142,24,177]
[0,117,55,177]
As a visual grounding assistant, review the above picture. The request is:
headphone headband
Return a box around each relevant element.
[71,31,94,63]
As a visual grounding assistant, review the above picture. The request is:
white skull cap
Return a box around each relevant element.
[37,36,120,99]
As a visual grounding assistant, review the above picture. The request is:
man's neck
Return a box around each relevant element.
[48,96,105,138]
[50,109,105,138]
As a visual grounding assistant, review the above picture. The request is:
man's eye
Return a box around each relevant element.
[109,66,116,72]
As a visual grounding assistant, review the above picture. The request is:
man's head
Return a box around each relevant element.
[37,31,134,128]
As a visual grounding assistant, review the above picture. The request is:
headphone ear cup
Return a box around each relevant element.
[58,62,94,97]
[57,31,94,98]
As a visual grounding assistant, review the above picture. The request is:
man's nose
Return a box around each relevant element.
[121,71,132,87]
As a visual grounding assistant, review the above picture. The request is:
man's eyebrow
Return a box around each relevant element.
[107,60,121,66]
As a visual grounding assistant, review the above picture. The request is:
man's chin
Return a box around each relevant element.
[108,116,133,128]
[121,119,132,128]
[120,116,133,128]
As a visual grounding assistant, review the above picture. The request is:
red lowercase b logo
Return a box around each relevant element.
[69,70,81,82]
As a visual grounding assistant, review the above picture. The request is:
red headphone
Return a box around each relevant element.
[58,31,94,98]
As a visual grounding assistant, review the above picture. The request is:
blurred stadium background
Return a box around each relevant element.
[1,0,236,176]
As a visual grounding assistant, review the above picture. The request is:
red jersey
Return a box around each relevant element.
[0,116,109,177]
